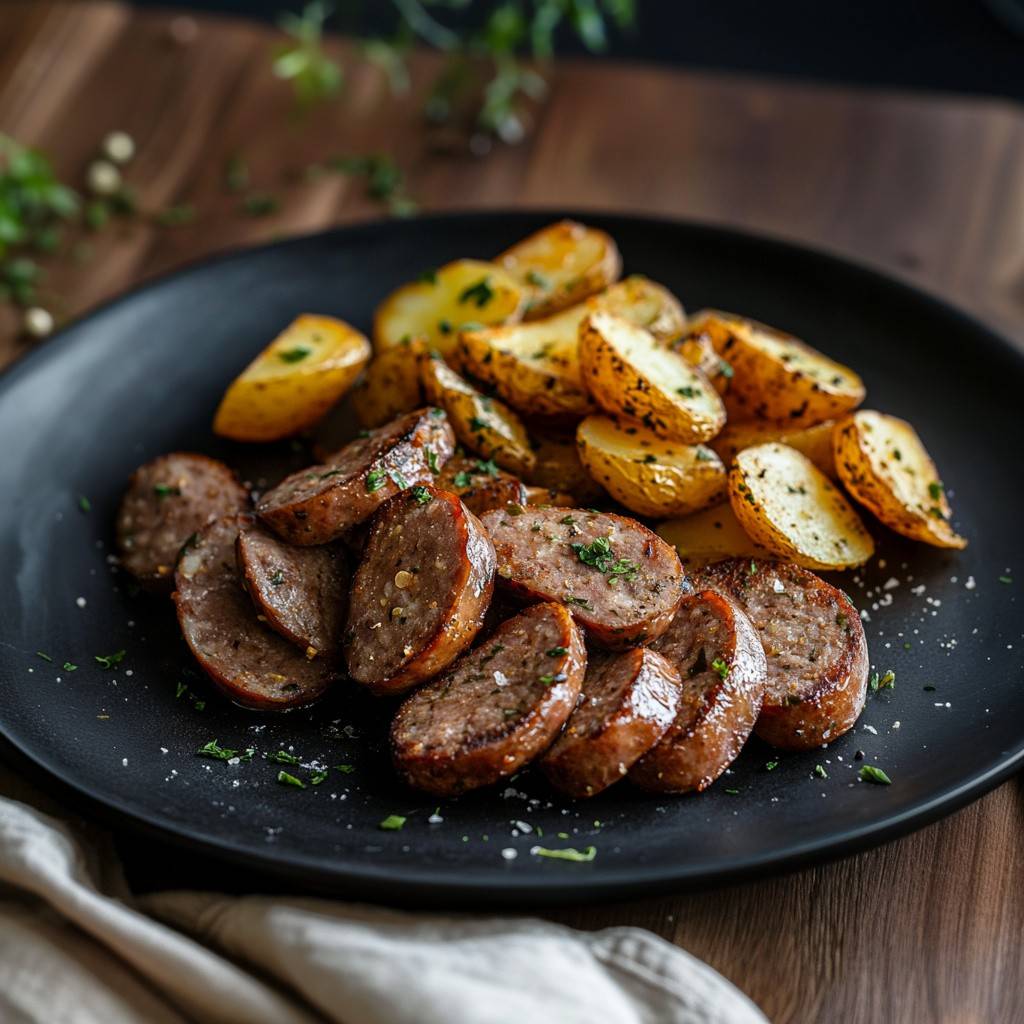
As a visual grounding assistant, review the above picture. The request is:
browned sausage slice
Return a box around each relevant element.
[541,647,682,798]
[693,558,868,750]
[630,589,767,793]
[117,452,248,590]
[435,454,527,516]
[174,514,336,709]
[236,525,349,657]
[480,506,686,648]
[345,486,496,695]
[256,408,455,545]
[391,602,586,795]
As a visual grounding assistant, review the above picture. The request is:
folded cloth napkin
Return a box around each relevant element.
[0,773,767,1024]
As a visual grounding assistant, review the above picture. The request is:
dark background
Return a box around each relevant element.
[131,0,1024,100]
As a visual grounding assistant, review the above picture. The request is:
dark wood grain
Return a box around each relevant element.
[3,4,1024,1021]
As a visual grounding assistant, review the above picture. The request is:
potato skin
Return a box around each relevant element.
[711,419,838,478]
[576,414,726,518]
[687,309,864,427]
[214,315,370,442]
[729,442,874,569]
[590,275,686,344]
[833,410,967,549]
[498,219,622,320]
[351,338,425,429]
[579,312,727,444]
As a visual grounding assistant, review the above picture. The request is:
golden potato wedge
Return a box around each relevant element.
[687,309,865,426]
[729,443,874,569]
[374,259,525,358]
[458,305,596,420]
[213,314,370,442]
[523,485,576,507]
[711,419,837,478]
[591,275,686,344]
[525,429,607,504]
[419,352,535,477]
[579,311,727,443]
[498,220,622,319]
[577,414,726,518]
[350,336,426,428]
[833,410,966,549]
[671,333,733,396]
[657,503,770,566]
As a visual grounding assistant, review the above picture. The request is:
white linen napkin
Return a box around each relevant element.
[0,772,767,1024]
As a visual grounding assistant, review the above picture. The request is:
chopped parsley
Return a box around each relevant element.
[928,481,944,501]
[277,770,306,789]
[62,662,77,672]
[526,269,551,289]
[539,672,566,685]
[869,669,896,692]
[723,788,740,795]
[389,469,409,489]
[675,385,701,398]
[78,495,91,513]
[271,750,300,764]
[694,447,714,462]
[379,814,406,831]
[532,845,596,862]
[546,646,568,657]
[458,276,494,308]
[452,471,472,488]
[310,769,329,786]
[859,765,892,785]
[335,764,356,774]
[153,483,181,499]
[270,570,285,586]
[765,760,779,772]
[410,485,433,505]
[278,345,312,364]
[474,458,499,477]
[35,651,52,663]
[425,447,440,474]
[571,536,639,583]
[564,596,592,608]
[438,319,453,334]
[710,658,730,681]
[999,575,1013,585]
[197,739,252,761]
[814,764,828,779]
[365,468,387,492]
[94,650,126,669]
[468,416,488,432]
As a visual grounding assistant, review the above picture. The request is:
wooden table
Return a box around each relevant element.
[3,4,1023,1021]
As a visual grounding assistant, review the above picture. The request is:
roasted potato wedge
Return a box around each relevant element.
[498,219,622,319]
[592,275,686,344]
[711,419,838,478]
[419,352,536,477]
[458,305,596,420]
[525,429,607,504]
[656,503,770,566]
[213,314,370,442]
[729,442,874,569]
[833,410,966,549]
[351,336,426,428]
[579,311,727,443]
[374,259,525,358]
[577,414,727,518]
[687,309,865,426]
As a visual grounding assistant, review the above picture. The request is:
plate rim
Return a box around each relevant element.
[2,208,1023,906]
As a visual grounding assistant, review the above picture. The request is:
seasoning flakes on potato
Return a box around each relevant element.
[687,309,865,426]
[656,503,771,567]
[729,442,875,569]
[419,351,536,477]
[213,314,371,442]
[351,336,426,428]
[374,258,525,358]
[833,410,966,549]
[577,414,726,518]
[711,419,838,478]
[498,219,622,319]
[579,311,727,443]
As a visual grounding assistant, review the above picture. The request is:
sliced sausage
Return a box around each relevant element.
[693,558,868,750]
[629,589,767,793]
[174,514,336,709]
[391,602,586,795]
[541,647,682,798]
[256,408,455,545]
[435,454,527,516]
[480,506,686,648]
[236,525,349,657]
[117,453,248,590]
[345,486,496,695]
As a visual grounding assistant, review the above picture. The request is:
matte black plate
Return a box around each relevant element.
[1,212,1022,907]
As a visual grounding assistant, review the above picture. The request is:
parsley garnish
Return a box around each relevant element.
[271,750,300,764]
[410,485,432,504]
[425,447,440,474]
[94,650,126,669]
[389,469,410,489]
[869,669,896,692]
[999,575,1013,585]
[379,814,406,831]
[270,570,285,586]
[564,596,591,608]
[694,447,714,462]
[336,764,356,774]
[475,458,499,477]
[546,646,568,657]
[814,764,828,779]
[859,765,892,785]
[468,416,488,432]
[928,481,944,500]
[452,471,472,488]
[539,672,566,685]
[570,537,637,582]
[459,276,494,308]
[526,269,551,289]
[532,845,596,862]
[710,658,730,680]
[197,739,251,761]
[765,760,779,771]
[78,495,91,513]
[365,468,386,492]
[310,769,329,786]
[724,788,740,795]
[278,345,311,364]
[277,770,306,789]
[675,385,701,398]
[35,651,52,663]
[153,483,181,499]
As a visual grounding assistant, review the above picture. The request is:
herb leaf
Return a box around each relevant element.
[859,765,892,785]
[532,845,597,862]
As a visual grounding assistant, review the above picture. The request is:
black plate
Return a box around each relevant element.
[1,211,1022,907]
